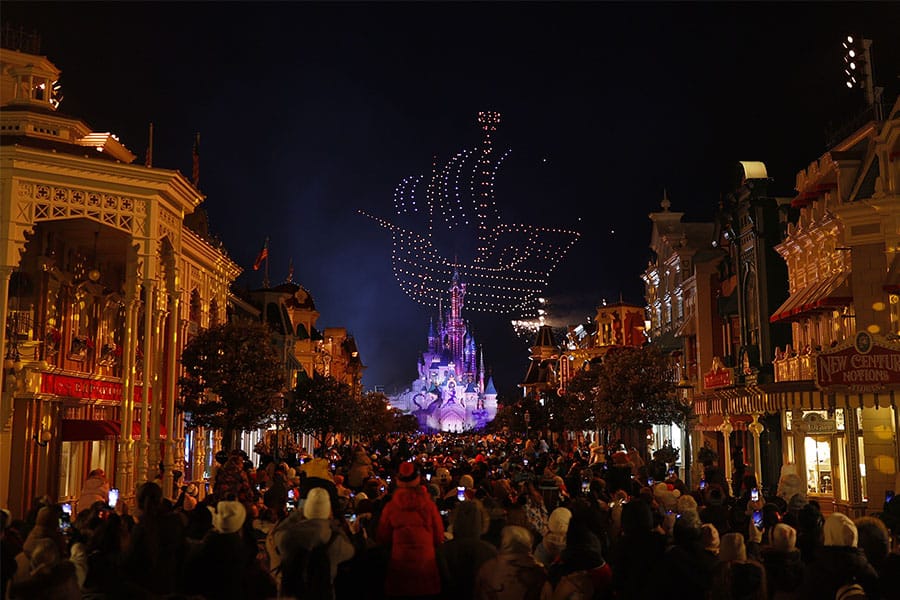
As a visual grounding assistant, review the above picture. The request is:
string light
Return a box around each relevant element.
[363,111,581,315]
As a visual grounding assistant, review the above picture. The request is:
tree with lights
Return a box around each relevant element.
[288,374,355,449]
[592,345,686,458]
[351,390,397,438]
[548,368,598,435]
[178,322,285,450]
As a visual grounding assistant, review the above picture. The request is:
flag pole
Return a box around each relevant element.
[263,241,270,289]
[145,122,154,167]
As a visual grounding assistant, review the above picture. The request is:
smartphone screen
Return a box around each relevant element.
[582,481,590,492]
[457,486,466,501]
[753,510,763,529]
[426,473,432,481]
[700,480,707,490]
[108,488,119,509]
[647,478,654,486]
[886,490,895,504]
[751,488,759,502]
[288,489,295,500]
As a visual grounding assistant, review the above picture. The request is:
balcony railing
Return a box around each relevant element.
[773,351,815,382]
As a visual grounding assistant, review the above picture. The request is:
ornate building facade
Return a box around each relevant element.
[390,271,497,432]
[0,43,239,513]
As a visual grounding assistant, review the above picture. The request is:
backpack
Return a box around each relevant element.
[279,529,337,600]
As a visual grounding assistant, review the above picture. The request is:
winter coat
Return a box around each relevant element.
[440,502,498,600]
[269,515,354,596]
[183,532,251,600]
[474,552,553,600]
[653,541,717,599]
[800,545,878,600]
[76,477,109,514]
[376,484,445,597]
[609,531,667,598]
[760,547,803,599]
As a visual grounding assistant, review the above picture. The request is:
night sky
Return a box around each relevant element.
[5,2,899,397]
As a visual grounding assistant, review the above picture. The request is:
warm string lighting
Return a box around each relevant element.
[363,112,580,316]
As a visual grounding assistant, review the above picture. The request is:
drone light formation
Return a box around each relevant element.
[364,112,580,316]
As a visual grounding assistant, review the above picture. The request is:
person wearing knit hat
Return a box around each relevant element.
[800,513,878,599]
[535,507,571,566]
[701,523,720,555]
[268,490,355,599]
[676,493,698,514]
[719,532,747,562]
[441,499,497,599]
[761,523,803,599]
[303,487,332,520]
[12,506,66,587]
[376,461,445,597]
[208,500,247,534]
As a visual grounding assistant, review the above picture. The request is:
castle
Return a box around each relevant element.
[389,270,498,432]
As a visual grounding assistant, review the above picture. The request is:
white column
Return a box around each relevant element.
[115,295,139,496]
[748,413,764,487]
[719,417,734,493]
[149,289,167,478]
[162,290,180,498]
[0,265,16,509]
[791,409,808,496]
[136,281,156,484]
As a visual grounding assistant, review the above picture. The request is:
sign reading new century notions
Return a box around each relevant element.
[815,332,900,393]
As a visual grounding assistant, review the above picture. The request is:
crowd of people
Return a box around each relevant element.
[2,432,899,600]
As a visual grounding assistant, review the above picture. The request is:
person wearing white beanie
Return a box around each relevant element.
[268,486,354,598]
[801,513,878,599]
[303,487,332,520]
[208,500,246,534]
[535,507,571,566]
[760,523,803,598]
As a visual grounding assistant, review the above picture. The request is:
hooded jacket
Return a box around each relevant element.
[440,500,498,599]
[760,546,804,597]
[801,545,878,600]
[76,476,109,513]
[376,484,445,596]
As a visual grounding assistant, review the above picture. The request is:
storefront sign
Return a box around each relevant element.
[704,367,734,389]
[803,412,837,434]
[41,372,148,403]
[816,332,900,393]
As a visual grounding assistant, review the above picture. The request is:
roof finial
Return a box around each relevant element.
[661,188,671,212]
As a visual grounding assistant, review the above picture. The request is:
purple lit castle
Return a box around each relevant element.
[389,269,498,432]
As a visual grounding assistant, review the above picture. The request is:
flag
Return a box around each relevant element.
[191,132,200,189]
[144,122,154,167]
[253,238,269,271]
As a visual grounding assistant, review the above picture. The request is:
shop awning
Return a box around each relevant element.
[61,419,167,441]
[61,419,119,441]
[770,285,810,323]
[770,272,851,323]
[799,272,852,314]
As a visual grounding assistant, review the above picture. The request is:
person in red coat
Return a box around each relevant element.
[377,461,445,599]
